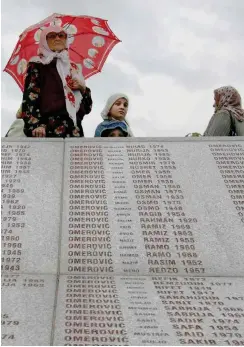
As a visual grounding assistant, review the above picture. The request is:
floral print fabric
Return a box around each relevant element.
[29,25,84,126]
[21,62,92,137]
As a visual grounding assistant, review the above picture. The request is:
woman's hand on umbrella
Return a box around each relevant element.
[32,126,46,137]
[69,78,86,93]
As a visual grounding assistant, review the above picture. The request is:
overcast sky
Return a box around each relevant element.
[1,0,244,137]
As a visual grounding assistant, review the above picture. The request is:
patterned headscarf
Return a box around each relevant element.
[29,25,85,126]
[101,93,134,136]
[214,86,244,122]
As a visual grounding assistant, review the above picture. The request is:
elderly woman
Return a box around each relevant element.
[204,86,244,136]
[21,25,92,138]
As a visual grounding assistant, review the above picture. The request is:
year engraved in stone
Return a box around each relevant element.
[1,313,19,343]
[22,277,45,288]
[128,145,173,274]
[153,276,216,345]
[1,276,22,343]
[152,147,205,275]
[1,144,31,273]
[127,143,206,276]
[153,276,244,345]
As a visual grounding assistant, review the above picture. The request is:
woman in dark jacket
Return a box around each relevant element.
[21,25,92,138]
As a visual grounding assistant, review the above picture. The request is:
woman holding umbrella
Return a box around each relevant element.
[21,25,92,138]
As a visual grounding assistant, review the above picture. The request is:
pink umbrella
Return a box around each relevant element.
[4,13,121,91]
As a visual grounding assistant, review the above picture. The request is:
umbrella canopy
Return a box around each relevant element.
[4,13,121,91]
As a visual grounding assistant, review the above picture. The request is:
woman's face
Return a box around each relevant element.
[109,98,128,120]
[46,31,67,52]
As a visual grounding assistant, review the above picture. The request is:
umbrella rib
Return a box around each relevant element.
[64,17,76,30]
[69,47,85,60]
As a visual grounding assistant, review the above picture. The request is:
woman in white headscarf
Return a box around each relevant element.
[95,93,134,137]
[20,25,92,138]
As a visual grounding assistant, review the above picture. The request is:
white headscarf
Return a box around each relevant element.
[29,25,85,126]
[101,93,134,137]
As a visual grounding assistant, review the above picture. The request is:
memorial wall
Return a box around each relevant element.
[1,137,244,345]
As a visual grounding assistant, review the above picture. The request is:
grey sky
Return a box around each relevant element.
[1,0,244,137]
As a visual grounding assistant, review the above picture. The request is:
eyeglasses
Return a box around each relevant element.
[46,32,67,40]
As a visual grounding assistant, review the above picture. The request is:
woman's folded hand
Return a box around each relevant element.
[68,78,86,93]
[32,126,46,137]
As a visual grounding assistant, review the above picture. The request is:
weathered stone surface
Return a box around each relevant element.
[1,139,63,274]
[1,273,56,346]
[60,138,244,276]
[53,275,244,346]
[1,137,244,346]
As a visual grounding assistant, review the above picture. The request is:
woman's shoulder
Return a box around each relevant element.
[95,119,128,131]
[96,119,112,126]
[215,109,230,116]
[94,120,111,136]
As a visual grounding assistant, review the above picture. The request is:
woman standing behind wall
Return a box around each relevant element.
[20,25,92,138]
[204,86,244,136]
[95,93,134,137]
